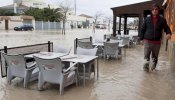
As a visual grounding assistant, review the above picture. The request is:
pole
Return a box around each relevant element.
[74,0,76,15]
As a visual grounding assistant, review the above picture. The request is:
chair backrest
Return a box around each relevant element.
[76,47,97,56]
[34,56,62,77]
[104,42,119,55]
[110,36,118,40]
[104,34,111,39]
[1,53,26,76]
[53,45,71,54]
[77,40,93,49]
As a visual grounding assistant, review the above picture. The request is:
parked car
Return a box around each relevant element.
[14,25,34,31]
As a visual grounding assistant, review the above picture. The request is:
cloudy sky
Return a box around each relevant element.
[0,0,150,16]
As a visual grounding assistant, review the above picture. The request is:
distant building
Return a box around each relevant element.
[14,0,47,8]
[0,0,94,30]
[0,16,35,30]
[66,14,93,29]
[0,0,48,14]
[0,4,29,14]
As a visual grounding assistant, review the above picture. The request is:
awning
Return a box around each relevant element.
[162,0,167,6]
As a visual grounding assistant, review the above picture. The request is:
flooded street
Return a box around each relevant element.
[0,29,175,100]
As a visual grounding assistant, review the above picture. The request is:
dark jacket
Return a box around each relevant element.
[139,15,171,41]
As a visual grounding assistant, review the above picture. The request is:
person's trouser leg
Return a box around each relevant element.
[151,44,161,70]
[143,42,152,71]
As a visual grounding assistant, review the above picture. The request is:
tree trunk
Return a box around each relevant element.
[62,20,66,35]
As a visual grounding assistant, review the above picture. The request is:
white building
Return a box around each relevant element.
[0,16,35,30]
[14,0,48,9]
[0,0,94,30]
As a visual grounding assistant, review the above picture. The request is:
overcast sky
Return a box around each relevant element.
[0,0,150,16]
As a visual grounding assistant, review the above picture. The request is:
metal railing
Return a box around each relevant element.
[74,37,92,54]
[0,41,53,78]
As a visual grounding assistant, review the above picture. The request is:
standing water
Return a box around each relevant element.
[0,29,174,100]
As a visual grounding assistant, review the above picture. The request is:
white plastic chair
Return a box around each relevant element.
[76,47,97,80]
[53,45,71,54]
[103,42,119,59]
[34,56,78,95]
[122,37,130,47]
[110,36,118,40]
[77,40,93,49]
[2,53,38,88]
[53,45,72,68]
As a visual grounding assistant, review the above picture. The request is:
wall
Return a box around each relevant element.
[164,0,175,67]
[0,20,5,30]
[9,21,23,30]
[0,16,34,30]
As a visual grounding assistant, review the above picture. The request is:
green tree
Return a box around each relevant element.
[0,9,16,16]
[24,8,43,21]
[24,7,63,22]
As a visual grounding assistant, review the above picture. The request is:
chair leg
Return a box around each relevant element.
[7,68,13,84]
[75,71,79,86]
[38,81,45,90]
[24,71,32,88]
[38,73,44,90]
[7,76,13,84]
[60,83,64,95]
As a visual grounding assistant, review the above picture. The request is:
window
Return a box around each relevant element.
[33,3,39,5]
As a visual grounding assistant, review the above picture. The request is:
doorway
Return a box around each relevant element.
[5,20,8,30]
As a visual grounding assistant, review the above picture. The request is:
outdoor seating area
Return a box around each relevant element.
[0,29,174,99]
[92,33,139,59]
[0,40,99,95]
[0,34,139,95]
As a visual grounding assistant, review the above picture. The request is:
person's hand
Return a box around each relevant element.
[166,34,171,40]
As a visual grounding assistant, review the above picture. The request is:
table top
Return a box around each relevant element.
[25,52,68,59]
[25,52,98,63]
[93,39,124,47]
[61,54,98,63]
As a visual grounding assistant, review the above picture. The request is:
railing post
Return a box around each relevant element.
[3,46,8,77]
[4,46,7,53]
[104,34,106,39]
[74,38,78,54]
[48,41,51,52]
[90,36,92,42]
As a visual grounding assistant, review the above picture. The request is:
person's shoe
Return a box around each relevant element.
[143,62,149,72]
[151,63,156,71]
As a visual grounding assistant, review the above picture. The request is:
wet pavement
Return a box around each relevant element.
[0,29,175,100]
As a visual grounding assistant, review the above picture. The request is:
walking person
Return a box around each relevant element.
[139,4,171,72]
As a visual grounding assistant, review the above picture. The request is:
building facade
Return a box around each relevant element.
[0,0,94,30]
[0,16,35,30]
[14,0,47,9]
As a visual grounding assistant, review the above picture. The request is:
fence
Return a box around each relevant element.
[35,21,62,30]
[0,41,53,77]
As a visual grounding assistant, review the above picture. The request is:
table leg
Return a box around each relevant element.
[83,64,85,87]
[97,58,99,79]
[124,47,126,56]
